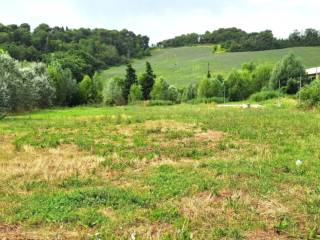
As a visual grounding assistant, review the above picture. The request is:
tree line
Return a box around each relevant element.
[157,28,320,52]
[0,23,150,81]
[105,53,309,107]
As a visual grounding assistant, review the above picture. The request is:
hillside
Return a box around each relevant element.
[100,46,320,87]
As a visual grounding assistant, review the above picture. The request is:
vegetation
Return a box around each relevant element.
[101,46,320,87]
[270,53,307,94]
[0,23,150,81]
[0,51,55,113]
[299,79,320,106]
[1,100,320,238]
[158,28,320,52]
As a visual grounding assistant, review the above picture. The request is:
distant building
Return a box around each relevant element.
[306,67,320,78]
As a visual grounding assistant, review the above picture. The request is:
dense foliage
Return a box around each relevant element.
[0,23,150,80]
[0,52,55,113]
[158,28,320,52]
[269,53,307,93]
[299,79,320,106]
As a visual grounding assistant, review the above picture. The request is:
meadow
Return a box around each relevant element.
[100,46,320,87]
[1,99,320,239]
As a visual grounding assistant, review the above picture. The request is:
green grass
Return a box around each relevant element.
[1,99,320,239]
[100,46,320,87]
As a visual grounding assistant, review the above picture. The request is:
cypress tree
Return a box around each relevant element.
[123,63,137,102]
[140,62,156,100]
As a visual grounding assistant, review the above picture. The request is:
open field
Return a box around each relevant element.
[1,99,320,239]
[100,46,320,87]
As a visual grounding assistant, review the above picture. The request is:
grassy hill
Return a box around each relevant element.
[100,46,320,87]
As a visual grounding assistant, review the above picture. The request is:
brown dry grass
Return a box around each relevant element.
[0,140,104,183]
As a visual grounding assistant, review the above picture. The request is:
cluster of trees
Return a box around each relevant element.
[106,62,163,105]
[0,50,104,117]
[158,28,320,52]
[178,53,307,104]
[0,23,150,81]
[106,62,183,105]
[105,53,309,107]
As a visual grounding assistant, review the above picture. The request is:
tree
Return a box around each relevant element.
[140,62,156,100]
[197,76,223,99]
[151,78,170,100]
[128,84,143,103]
[0,79,8,119]
[123,64,137,102]
[270,53,306,93]
[182,82,197,101]
[105,77,125,106]
[226,70,253,101]
[48,63,79,106]
[252,63,273,92]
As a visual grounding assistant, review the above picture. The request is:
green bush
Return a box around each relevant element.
[128,84,143,103]
[151,78,170,101]
[167,85,181,103]
[197,76,223,99]
[182,82,197,102]
[187,97,225,104]
[226,70,253,101]
[299,79,320,106]
[147,100,174,106]
[105,77,126,106]
[249,90,281,102]
[270,53,307,94]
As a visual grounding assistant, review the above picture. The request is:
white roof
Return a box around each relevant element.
[306,67,320,75]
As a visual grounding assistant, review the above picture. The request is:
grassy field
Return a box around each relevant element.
[1,99,320,239]
[100,46,320,87]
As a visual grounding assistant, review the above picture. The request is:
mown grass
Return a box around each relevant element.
[1,99,320,239]
[100,46,320,87]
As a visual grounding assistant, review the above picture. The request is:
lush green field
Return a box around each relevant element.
[1,99,320,239]
[100,46,320,87]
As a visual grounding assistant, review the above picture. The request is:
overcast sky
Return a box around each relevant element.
[1,0,319,43]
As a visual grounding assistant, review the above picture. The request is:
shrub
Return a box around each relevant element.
[167,85,181,103]
[151,78,170,101]
[249,90,281,102]
[299,79,320,106]
[128,84,143,103]
[187,97,225,104]
[147,100,174,106]
[105,77,125,106]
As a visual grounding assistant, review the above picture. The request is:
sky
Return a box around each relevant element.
[1,0,320,44]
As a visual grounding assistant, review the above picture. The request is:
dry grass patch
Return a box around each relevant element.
[0,142,104,182]
[121,222,175,240]
[143,120,197,132]
[0,223,82,240]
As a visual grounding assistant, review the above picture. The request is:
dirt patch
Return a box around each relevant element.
[0,142,104,182]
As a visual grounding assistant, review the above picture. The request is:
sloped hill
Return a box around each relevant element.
[100,46,320,87]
